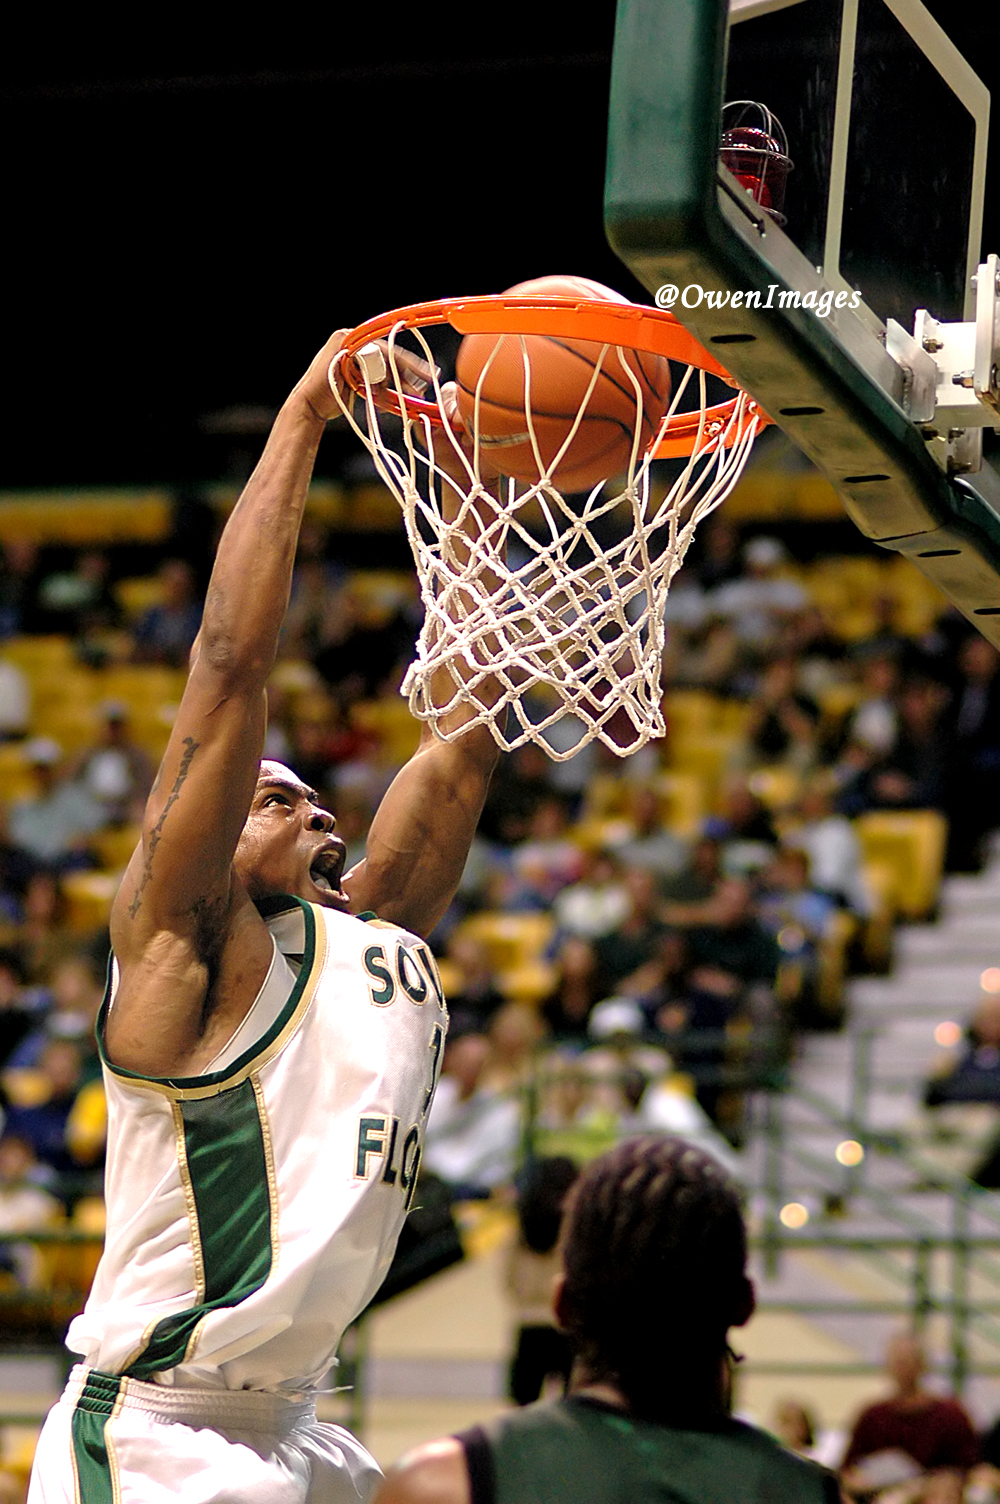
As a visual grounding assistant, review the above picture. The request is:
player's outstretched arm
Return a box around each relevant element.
[344,715,499,939]
[106,333,348,1075]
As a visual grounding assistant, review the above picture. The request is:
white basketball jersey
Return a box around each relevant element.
[67,897,447,1393]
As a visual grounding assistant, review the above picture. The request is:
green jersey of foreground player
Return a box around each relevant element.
[374,1136,843,1504]
[28,334,500,1504]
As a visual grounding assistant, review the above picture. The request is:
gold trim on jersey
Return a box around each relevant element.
[183,1310,211,1364]
[251,1072,281,1272]
[118,1316,160,1378]
[171,1101,206,1303]
[100,901,328,1102]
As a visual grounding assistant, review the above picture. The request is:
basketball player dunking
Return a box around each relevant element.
[28,332,500,1504]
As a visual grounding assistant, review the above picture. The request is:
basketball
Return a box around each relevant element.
[454,274,672,492]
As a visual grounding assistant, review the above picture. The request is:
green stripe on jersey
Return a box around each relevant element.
[126,1077,273,1378]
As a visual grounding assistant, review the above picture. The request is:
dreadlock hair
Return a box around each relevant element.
[558,1135,753,1426]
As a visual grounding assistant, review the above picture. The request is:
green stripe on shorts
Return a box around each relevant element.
[71,1372,122,1504]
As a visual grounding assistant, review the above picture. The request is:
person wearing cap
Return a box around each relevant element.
[7,740,105,871]
[709,535,808,650]
[68,702,154,825]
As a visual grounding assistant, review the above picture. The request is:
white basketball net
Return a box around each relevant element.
[330,325,762,760]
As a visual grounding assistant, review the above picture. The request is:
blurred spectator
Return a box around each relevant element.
[2,1039,89,1182]
[0,949,36,1068]
[744,656,820,770]
[841,1333,977,1501]
[610,785,687,880]
[314,594,414,700]
[663,616,740,693]
[705,779,779,878]
[333,793,372,876]
[505,1157,579,1405]
[262,682,295,764]
[484,1003,545,1093]
[480,745,554,846]
[770,1400,843,1470]
[552,849,629,939]
[756,848,838,1021]
[925,996,1000,1108]
[7,738,104,871]
[710,535,809,651]
[279,519,345,661]
[664,878,780,992]
[592,866,670,992]
[285,709,337,799]
[864,676,949,811]
[0,1134,62,1287]
[541,937,604,1043]
[444,933,505,1037]
[975,1414,1000,1499]
[788,779,873,916]
[35,548,120,641]
[69,701,155,825]
[633,1066,743,1175]
[422,1033,520,1198]
[16,871,78,981]
[771,1398,816,1458]
[132,559,202,667]
[846,650,901,757]
[505,796,583,910]
[0,540,44,637]
[0,654,29,740]
[661,835,723,903]
[0,806,39,922]
[8,951,105,1071]
[695,516,742,591]
[946,635,1000,870]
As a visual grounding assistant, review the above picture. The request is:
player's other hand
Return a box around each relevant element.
[436,380,502,486]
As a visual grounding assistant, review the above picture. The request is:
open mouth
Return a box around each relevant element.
[309,842,347,896]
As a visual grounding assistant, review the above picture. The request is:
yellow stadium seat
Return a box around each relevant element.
[114,576,165,622]
[748,766,801,811]
[456,911,555,975]
[664,733,741,802]
[350,699,421,765]
[61,872,119,932]
[580,773,628,820]
[97,666,188,705]
[0,636,75,674]
[662,690,721,737]
[654,771,705,837]
[93,824,142,873]
[0,743,39,801]
[854,810,947,921]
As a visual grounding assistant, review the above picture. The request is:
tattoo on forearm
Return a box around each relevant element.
[128,737,201,919]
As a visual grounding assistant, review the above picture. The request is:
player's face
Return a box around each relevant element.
[233,761,349,911]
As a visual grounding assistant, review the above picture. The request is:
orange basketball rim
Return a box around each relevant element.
[335,293,772,460]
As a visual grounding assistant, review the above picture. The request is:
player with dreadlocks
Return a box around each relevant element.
[374,1136,840,1503]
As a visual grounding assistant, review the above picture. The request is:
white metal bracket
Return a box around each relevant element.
[885,255,1000,476]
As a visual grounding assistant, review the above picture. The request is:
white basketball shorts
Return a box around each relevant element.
[28,1365,382,1504]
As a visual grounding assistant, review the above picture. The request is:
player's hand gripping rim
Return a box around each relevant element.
[305,333,437,424]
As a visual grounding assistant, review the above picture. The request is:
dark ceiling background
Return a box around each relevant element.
[3,5,997,488]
